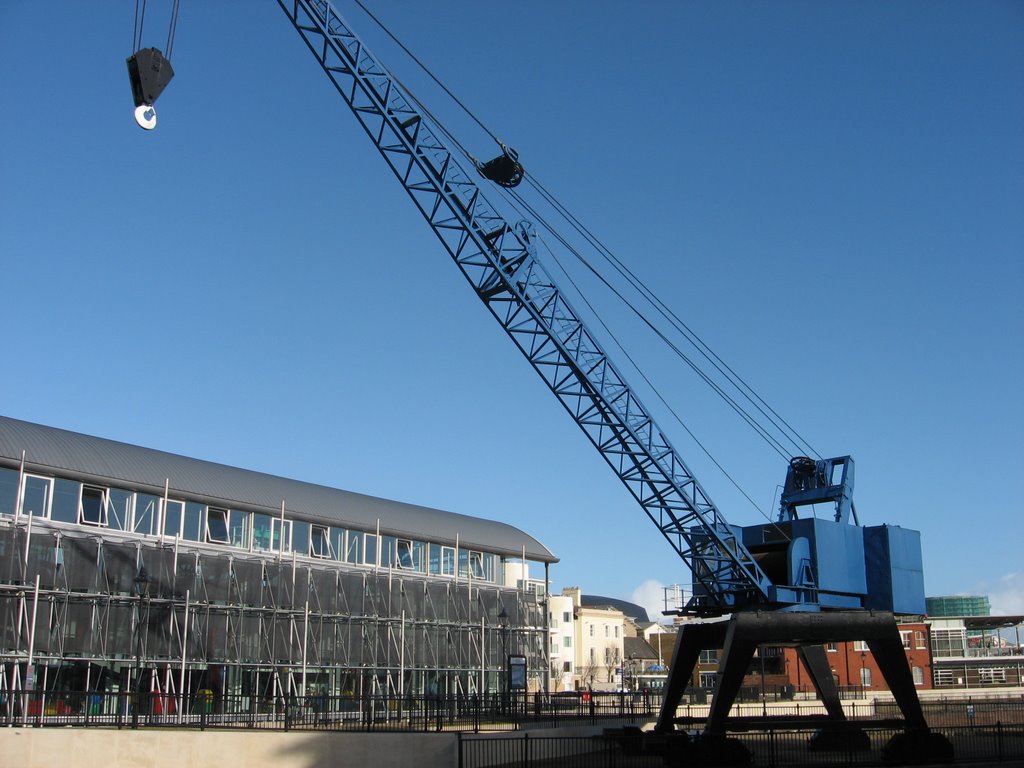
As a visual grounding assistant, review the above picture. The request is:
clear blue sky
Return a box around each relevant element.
[2,2,1021,620]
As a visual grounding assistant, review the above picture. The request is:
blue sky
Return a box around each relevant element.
[2,2,1022,620]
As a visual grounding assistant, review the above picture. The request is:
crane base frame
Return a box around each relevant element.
[655,610,941,736]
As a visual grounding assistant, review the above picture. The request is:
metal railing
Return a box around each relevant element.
[0,688,658,731]
[459,725,1024,767]
[5,688,1023,733]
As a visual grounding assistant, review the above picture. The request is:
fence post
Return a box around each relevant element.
[457,732,463,768]
[523,732,529,768]
[996,721,1003,762]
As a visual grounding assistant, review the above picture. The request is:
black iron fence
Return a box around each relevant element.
[459,725,1024,767]
[0,688,657,731]
[4,687,1023,734]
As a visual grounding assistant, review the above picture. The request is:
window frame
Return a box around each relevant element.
[310,525,333,559]
[19,474,53,519]
[79,485,108,526]
[395,538,414,569]
[206,506,231,544]
[440,546,455,576]
[162,498,185,538]
[468,550,484,579]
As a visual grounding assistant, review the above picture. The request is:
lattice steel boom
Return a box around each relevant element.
[274,0,780,613]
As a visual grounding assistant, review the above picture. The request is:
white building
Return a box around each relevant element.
[562,587,625,691]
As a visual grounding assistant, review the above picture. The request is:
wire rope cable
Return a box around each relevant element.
[166,0,182,60]
[523,171,820,461]
[351,0,506,151]
[350,0,821,517]
[132,0,148,52]
[132,0,181,59]
[530,228,783,526]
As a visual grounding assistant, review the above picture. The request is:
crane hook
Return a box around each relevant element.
[127,47,174,131]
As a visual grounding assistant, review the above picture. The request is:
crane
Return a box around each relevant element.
[153,0,950,760]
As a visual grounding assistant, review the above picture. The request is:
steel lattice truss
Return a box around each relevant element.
[278,0,773,610]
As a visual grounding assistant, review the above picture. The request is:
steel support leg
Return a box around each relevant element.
[655,619,727,732]
[795,644,846,721]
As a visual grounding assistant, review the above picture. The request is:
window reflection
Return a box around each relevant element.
[0,468,505,584]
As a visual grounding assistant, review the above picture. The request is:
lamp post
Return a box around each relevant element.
[497,607,509,715]
[132,568,151,729]
[860,651,867,699]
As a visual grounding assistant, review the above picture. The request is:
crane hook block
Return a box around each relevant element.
[477,148,525,188]
[126,48,175,130]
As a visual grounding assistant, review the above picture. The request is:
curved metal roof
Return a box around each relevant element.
[0,415,556,562]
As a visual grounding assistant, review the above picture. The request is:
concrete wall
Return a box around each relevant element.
[0,728,458,768]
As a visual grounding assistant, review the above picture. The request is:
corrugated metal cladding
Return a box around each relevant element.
[0,415,556,562]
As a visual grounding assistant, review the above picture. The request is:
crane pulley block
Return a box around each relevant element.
[477,147,525,188]
[126,47,174,130]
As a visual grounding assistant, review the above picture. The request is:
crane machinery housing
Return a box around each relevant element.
[146,0,952,761]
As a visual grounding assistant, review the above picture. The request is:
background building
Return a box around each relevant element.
[0,416,556,704]
[929,614,1024,689]
[559,588,625,691]
[927,595,992,618]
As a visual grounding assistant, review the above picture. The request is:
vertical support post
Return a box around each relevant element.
[159,478,169,543]
[21,575,40,727]
[301,599,309,697]
[13,450,25,525]
[177,589,190,724]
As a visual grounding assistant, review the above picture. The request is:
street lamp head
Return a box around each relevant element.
[498,607,509,628]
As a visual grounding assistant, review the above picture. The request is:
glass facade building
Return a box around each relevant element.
[0,416,555,704]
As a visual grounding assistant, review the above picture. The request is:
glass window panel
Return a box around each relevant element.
[106,489,133,531]
[346,531,362,564]
[292,520,310,555]
[411,540,425,572]
[163,499,183,537]
[396,539,414,569]
[428,543,441,574]
[207,507,229,544]
[229,510,249,548]
[381,536,395,567]
[0,467,18,515]
[441,546,455,576]
[21,475,52,518]
[80,486,106,526]
[364,534,378,565]
[458,549,468,578]
[469,551,484,579]
[135,493,160,535]
[311,525,331,558]
[51,478,81,523]
[252,514,272,551]
[183,502,204,541]
[271,518,292,553]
